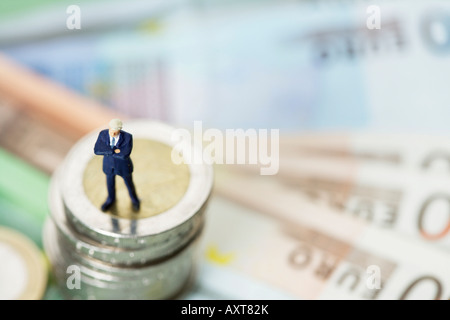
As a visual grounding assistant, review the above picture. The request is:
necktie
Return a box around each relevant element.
[111,137,115,148]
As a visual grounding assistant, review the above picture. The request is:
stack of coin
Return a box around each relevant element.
[43,120,213,299]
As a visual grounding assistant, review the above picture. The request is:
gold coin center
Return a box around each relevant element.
[83,139,190,219]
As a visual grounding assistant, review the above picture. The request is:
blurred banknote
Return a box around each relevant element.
[222,144,450,253]
[204,191,450,300]
[280,132,450,174]
[0,101,73,174]
[3,0,450,132]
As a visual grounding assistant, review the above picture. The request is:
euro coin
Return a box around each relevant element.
[0,226,47,300]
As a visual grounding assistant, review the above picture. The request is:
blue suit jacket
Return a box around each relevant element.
[94,129,134,176]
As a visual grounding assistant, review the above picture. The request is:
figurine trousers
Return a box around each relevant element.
[106,173,139,205]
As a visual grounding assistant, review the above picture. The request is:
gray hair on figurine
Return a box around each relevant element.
[109,119,123,131]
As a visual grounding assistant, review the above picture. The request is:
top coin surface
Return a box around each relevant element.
[83,139,190,219]
[60,120,213,238]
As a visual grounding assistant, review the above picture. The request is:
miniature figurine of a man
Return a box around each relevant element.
[94,119,140,212]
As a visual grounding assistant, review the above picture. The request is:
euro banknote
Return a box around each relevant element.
[201,193,450,300]
[280,132,450,175]
[219,159,450,253]
[0,145,62,299]
[4,0,450,132]
[0,100,73,174]
[0,0,184,46]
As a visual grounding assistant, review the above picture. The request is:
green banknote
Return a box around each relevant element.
[0,147,62,299]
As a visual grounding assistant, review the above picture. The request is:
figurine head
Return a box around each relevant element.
[109,118,123,137]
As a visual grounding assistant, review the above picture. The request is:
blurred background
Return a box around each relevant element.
[5,0,450,133]
[1,0,450,300]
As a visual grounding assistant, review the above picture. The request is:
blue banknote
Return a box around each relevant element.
[2,0,450,133]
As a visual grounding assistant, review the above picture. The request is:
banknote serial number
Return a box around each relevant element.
[181,304,269,317]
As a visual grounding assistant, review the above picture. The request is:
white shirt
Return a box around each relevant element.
[109,133,121,147]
